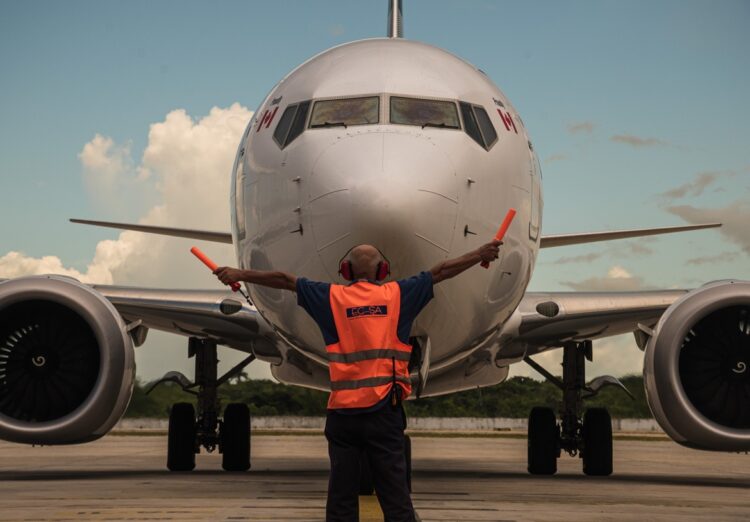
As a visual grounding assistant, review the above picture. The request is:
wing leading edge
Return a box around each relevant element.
[70,219,232,244]
[512,289,687,354]
[71,219,719,249]
[94,285,281,360]
[539,223,720,248]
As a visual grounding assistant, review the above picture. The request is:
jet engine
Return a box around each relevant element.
[0,276,135,444]
[644,280,750,451]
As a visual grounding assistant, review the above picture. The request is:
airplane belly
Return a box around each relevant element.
[422,135,535,375]
[307,130,460,282]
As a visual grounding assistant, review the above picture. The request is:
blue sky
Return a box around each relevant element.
[1,0,748,380]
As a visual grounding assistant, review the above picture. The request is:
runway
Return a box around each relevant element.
[1,433,749,521]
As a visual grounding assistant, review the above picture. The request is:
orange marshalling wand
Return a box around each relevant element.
[191,246,241,292]
[481,208,516,269]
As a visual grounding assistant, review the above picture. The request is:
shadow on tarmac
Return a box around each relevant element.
[0,468,747,490]
[413,469,750,489]
[0,469,327,481]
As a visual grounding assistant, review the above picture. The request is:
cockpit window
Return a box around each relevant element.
[273,101,311,149]
[474,107,498,148]
[390,97,460,129]
[460,102,497,150]
[273,105,297,148]
[286,100,310,144]
[309,96,379,128]
[460,102,483,147]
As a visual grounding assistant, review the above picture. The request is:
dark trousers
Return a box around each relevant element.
[325,402,414,522]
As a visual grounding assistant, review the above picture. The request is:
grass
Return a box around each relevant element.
[110,429,669,441]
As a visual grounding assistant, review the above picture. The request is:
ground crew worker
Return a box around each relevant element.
[214,240,501,522]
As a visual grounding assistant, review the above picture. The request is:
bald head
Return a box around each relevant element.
[348,244,383,280]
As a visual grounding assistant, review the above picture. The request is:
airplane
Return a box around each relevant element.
[1,0,747,479]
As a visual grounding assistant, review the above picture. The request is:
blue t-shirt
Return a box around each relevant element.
[296,271,434,414]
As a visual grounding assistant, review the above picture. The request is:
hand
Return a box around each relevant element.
[213,267,243,286]
[478,239,502,264]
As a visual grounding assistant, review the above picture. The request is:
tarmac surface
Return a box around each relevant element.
[0,432,749,521]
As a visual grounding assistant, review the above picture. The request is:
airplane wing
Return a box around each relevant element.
[70,218,719,249]
[70,219,232,244]
[92,285,280,358]
[539,223,720,248]
[513,289,688,353]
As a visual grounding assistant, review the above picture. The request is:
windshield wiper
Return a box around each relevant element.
[421,122,449,129]
[311,121,348,129]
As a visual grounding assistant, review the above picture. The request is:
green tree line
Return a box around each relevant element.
[125,375,652,419]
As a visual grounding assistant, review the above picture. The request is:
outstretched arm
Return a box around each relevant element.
[214,267,297,292]
[429,240,502,284]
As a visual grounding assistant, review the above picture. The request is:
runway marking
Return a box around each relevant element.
[359,495,422,521]
[359,495,384,521]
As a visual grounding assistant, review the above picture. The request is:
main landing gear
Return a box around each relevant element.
[148,337,255,471]
[524,340,632,476]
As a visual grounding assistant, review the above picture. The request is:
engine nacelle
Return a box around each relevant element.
[0,276,135,444]
[644,280,750,451]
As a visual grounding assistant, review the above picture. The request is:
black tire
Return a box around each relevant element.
[527,406,558,475]
[221,403,251,471]
[582,407,613,476]
[167,402,196,471]
[404,434,412,493]
[359,451,375,495]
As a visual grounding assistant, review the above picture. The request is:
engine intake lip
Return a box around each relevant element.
[646,280,750,450]
[678,305,750,429]
[0,276,133,444]
[0,299,101,422]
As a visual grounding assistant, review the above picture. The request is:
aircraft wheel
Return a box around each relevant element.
[527,407,558,475]
[221,403,251,471]
[167,402,196,471]
[582,407,612,476]
[359,452,375,495]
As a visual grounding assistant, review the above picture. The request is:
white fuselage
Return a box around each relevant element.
[230,38,543,396]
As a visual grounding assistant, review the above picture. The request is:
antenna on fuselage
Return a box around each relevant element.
[388,0,403,38]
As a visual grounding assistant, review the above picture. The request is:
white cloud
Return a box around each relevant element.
[509,334,643,379]
[667,200,750,256]
[685,251,740,266]
[78,134,151,218]
[608,265,632,279]
[328,24,345,37]
[567,121,594,134]
[544,153,567,164]
[0,103,274,381]
[550,241,654,266]
[561,265,649,291]
[0,251,90,281]
[610,134,670,148]
[553,252,603,265]
[0,233,142,285]
[657,171,738,202]
[625,242,654,256]
[79,133,131,177]
[2,104,252,287]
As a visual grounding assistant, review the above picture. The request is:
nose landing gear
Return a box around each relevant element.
[524,340,630,476]
[150,337,255,472]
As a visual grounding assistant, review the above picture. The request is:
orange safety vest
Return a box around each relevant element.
[327,281,412,410]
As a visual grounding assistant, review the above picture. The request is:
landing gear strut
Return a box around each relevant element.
[152,337,255,471]
[525,340,622,476]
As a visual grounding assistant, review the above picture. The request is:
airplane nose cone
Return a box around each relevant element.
[308,131,459,279]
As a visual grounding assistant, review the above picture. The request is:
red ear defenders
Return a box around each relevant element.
[338,246,391,281]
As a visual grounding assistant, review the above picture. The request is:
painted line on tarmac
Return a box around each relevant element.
[359,495,384,521]
[359,495,421,521]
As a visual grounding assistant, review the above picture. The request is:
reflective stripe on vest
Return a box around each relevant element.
[327,349,412,364]
[327,281,413,409]
[330,375,413,391]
